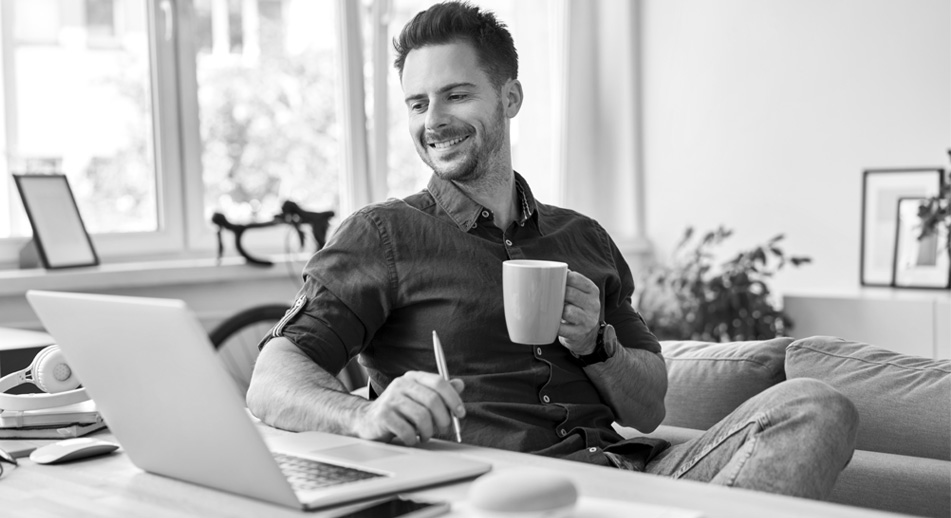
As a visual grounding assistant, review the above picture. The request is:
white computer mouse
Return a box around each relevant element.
[468,467,578,518]
[29,437,120,465]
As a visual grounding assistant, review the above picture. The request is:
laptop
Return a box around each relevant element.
[26,290,491,510]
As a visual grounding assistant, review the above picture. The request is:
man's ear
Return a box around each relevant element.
[502,79,523,118]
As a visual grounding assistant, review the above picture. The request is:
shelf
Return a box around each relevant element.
[783,290,950,360]
[0,254,307,331]
[0,253,309,297]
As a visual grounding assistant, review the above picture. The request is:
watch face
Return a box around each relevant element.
[596,322,607,347]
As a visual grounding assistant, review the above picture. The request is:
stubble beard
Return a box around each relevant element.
[417,102,506,185]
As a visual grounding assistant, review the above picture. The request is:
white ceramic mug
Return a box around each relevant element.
[502,260,568,345]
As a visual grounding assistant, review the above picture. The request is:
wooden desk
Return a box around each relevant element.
[0,425,905,518]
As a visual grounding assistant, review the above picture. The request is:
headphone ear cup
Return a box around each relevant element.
[31,346,81,394]
[27,346,57,391]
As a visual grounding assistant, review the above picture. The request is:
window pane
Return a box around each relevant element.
[193,0,341,223]
[1,0,157,238]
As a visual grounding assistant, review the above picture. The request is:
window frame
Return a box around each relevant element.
[0,0,186,267]
[0,0,368,267]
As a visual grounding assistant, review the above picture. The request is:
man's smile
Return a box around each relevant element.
[428,135,470,150]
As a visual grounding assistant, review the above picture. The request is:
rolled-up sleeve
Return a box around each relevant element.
[260,209,395,376]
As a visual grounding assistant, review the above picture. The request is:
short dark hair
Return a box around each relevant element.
[393,1,518,89]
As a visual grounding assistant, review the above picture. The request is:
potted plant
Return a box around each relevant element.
[635,227,811,342]
[916,168,950,256]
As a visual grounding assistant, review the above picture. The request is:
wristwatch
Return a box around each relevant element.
[573,321,612,366]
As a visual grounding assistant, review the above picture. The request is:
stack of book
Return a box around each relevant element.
[0,399,105,439]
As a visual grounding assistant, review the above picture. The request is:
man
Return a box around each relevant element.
[248,0,857,500]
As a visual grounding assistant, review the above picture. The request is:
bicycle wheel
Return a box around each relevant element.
[209,305,368,396]
[210,304,287,396]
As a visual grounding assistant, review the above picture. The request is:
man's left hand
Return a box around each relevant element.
[558,270,601,355]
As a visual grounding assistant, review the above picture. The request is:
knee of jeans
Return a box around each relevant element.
[792,378,859,445]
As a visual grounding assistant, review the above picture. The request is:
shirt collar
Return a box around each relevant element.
[514,174,537,226]
[426,171,537,232]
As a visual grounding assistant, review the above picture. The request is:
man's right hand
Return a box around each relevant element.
[353,371,465,446]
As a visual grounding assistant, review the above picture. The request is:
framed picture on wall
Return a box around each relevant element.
[892,197,950,289]
[13,174,99,269]
[860,168,943,287]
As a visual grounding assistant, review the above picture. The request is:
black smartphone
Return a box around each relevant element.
[337,496,450,518]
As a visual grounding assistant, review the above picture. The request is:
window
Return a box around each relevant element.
[0,0,565,268]
[0,0,185,264]
[1,0,157,239]
[85,0,119,45]
[1,0,341,264]
[191,0,341,224]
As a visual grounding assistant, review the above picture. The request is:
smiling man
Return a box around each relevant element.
[401,34,520,230]
[404,46,510,182]
[247,0,857,501]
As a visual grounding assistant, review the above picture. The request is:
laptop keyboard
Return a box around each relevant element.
[273,452,385,491]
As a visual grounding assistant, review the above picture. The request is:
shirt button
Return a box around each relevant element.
[588,447,598,453]
[559,429,567,437]
[481,210,489,218]
[536,347,542,355]
[542,395,551,403]
[505,239,513,246]
[472,222,477,228]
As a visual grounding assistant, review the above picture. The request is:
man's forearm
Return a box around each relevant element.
[586,340,668,432]
[246,337,369,434]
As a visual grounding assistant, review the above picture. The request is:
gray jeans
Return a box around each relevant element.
[644,378,858,499]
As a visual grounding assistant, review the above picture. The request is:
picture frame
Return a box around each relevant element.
[13,174,99,269]
[892,197,950,289]
[860,168,943,287]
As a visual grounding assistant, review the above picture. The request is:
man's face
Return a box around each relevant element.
[401,42,508,183]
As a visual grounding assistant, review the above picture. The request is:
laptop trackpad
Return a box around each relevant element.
[315,444,406,463]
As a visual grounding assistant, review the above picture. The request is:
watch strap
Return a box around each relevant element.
[573,321,611,366]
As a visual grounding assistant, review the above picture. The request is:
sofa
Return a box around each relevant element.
[614,335,951,518]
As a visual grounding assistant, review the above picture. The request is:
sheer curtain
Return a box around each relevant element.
[561,0,649,254]
[336,0,373,217]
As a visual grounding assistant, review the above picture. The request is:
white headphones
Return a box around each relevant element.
[0,345,89,412]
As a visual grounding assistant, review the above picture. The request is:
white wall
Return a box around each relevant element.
[640,0,950,295]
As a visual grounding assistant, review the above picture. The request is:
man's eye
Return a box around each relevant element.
[448,94,466,101]
[410,103,427,113]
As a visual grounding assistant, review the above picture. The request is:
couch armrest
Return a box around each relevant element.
[830,450,951,518]
[616,424,951,518]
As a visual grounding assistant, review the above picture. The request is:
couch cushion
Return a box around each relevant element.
[660,337,791,429]
[786,336,951,461]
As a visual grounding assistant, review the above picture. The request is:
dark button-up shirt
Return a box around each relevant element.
[266,173,662,465]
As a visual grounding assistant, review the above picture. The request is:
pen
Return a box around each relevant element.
[432,330,463,443]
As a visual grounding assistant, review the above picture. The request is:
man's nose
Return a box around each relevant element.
[425,101,450,130]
